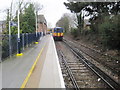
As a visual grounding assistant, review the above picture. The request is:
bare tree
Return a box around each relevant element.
[56,13,77,33]
[48,22,52,28]
[33,2,43,14]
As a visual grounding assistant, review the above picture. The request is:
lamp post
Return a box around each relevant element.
[16,4,23,56]
[35,10,38,44]
[34,3,43,44]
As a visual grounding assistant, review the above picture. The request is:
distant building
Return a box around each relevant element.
[84,19,91,30]
[0,21,6,34]
[37,15,47,35]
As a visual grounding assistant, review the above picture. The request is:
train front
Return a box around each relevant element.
[52,27,64,41]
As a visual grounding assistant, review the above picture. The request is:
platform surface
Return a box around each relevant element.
[39,36,65,88]
[2,36,46,88]
[1,35,65,88]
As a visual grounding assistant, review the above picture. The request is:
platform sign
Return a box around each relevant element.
[10,21,17,27]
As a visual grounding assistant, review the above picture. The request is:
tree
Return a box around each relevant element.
[4,9,10,34]
[64,1,120,50]
[11,3,36,34]
[48,22,52,28]
[4,0,41,34]
[21,3,36,33]
[98,14,120,49]
[56,14,70,33]
[64,1,120,32]
[64,2,89,31]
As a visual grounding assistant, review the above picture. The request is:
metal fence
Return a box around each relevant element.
[1,32,41,61]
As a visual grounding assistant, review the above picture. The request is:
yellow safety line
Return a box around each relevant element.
[20,44,46,89]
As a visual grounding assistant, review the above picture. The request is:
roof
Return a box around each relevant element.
[84,19,91,25]
[54,27,63,30]
[55,27,63,29]
[37,15,47,24]
[0,21,6,25]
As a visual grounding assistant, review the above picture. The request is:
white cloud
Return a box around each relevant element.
[36,0,71,27]
[0,0,71,27]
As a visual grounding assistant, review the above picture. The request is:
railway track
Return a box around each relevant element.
[58,50,80,89]
[63,38,120,75]
[56,41,120,89]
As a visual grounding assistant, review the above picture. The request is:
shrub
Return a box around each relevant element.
[71,28,79,38]
[98,15,120,49]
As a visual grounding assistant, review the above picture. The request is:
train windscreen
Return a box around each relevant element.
[54,28,63,33]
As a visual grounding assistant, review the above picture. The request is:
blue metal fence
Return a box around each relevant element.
[2,32,41,61]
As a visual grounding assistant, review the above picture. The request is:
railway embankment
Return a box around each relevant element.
[63,35,120,84]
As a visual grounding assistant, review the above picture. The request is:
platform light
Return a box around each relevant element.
[16,2,23,56]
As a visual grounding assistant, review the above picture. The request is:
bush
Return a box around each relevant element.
[98,15,120,49]
[71,28,79,38]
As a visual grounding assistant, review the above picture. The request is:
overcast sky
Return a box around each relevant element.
[0,0,71,28]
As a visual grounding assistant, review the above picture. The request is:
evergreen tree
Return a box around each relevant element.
[21,4,36,33]
[64,1,120,49]
[5,3,36,34]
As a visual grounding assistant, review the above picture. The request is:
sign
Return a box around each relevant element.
[10,21,18,27]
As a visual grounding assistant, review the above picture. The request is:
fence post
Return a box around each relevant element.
[9,34,12,58]
[39,32,41,38]
[22,33,24,50]
[29,33,31,46]
[0,35,2,62]
[26,33,27,47]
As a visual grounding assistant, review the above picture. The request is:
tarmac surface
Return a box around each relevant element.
[39,35,65,88]
[1,35,65,88]
[0,63,2,90]
[2,36,47,88]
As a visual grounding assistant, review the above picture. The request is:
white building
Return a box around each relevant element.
[0,21,6,33]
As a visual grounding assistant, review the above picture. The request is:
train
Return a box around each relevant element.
[52,27,64,41]
[47,29,52,34]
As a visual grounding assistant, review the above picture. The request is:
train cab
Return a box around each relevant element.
[52,27,64,41]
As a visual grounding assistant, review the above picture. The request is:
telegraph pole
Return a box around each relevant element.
[34,3,43,44]
[9,0,13,58]
[9,9,12,58]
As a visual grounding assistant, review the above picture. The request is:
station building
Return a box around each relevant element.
[37,15,47,36]
[0,21,6,34]
[84,19,91,30]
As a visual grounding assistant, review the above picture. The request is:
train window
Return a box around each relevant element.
[55,28,63,32]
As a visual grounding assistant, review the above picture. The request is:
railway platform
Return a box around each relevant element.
[38,35,65,88]
[2,35,65,88]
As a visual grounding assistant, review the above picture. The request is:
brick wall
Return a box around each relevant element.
[37,23,47,35]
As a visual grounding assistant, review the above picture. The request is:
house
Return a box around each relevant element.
[37,15,47,35]
[0,21,6,34]
[84,19,91,30]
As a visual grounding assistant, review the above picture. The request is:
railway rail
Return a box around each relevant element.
[63,38,120,75]
[58,50,80,89]
[56,41,120,89]
[58,50,109,89]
